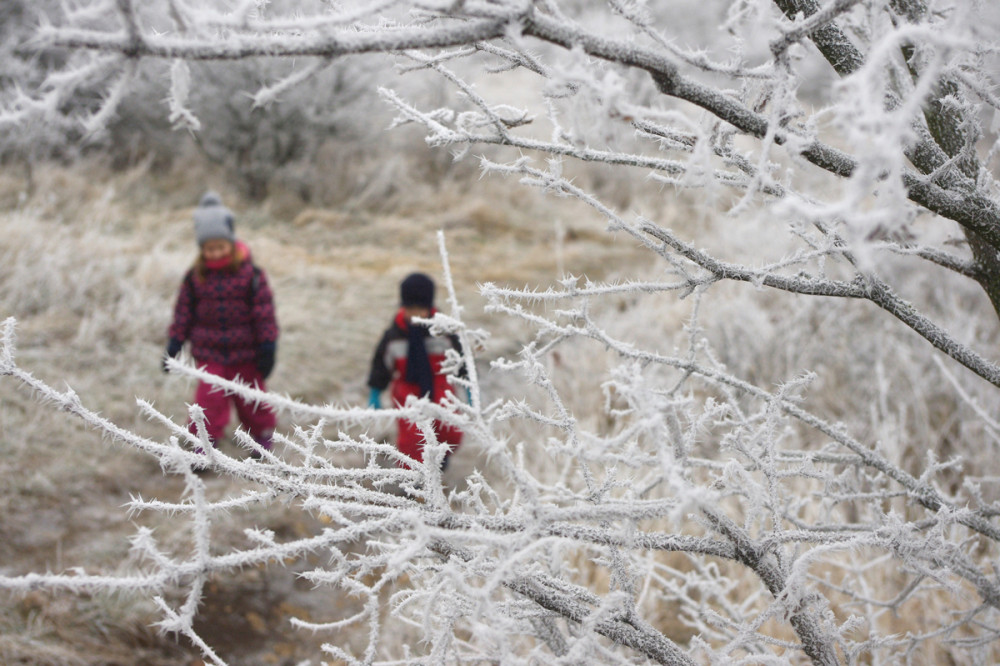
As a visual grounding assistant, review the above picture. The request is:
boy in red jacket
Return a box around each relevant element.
[367,273,464,469]
[163,191,279,456]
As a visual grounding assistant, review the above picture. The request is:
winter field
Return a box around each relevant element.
[0,155,667,664]
[6,2,1000,664]
[3,148,1000,665]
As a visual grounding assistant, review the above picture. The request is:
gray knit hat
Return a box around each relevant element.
[193,190,235,245]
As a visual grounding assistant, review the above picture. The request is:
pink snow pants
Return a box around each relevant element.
[188,360,276,446]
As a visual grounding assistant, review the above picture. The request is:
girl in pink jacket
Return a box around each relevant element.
[164,191,279,456]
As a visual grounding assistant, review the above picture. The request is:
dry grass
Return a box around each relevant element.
[0,156,656,664]
[3,150,1000,663]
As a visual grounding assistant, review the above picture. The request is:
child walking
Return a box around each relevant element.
[164,191,279,456]
[367,272,464,469]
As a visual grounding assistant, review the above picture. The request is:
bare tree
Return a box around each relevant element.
[4,1,1000,664]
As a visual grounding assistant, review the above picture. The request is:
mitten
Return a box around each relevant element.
[162,338,183,373]
[368,387,382,409]
[256,342,276,380]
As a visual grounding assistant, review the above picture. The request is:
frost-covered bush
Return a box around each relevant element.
[5,0,1000,664]
[0,1,417,198]
[5,234,1000,664]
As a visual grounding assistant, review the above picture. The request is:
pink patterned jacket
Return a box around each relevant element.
[168,241,278,365]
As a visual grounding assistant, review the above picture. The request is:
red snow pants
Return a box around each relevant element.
[188,360,276,446]
[396,418,462,469]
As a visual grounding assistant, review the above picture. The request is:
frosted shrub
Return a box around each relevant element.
[5,0,1000,663]
[4,232,1000,663]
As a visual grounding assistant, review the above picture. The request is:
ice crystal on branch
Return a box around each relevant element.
[4,0,1000,663]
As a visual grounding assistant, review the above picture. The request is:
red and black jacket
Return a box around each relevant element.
[367,308,465,406]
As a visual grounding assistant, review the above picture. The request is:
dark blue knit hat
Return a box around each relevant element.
[400,273,435,308]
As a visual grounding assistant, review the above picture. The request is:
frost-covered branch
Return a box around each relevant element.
[638,221,1000,388]
[7,0,1000,663]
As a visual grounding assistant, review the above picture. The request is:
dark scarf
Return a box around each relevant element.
[405,322,434,398]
